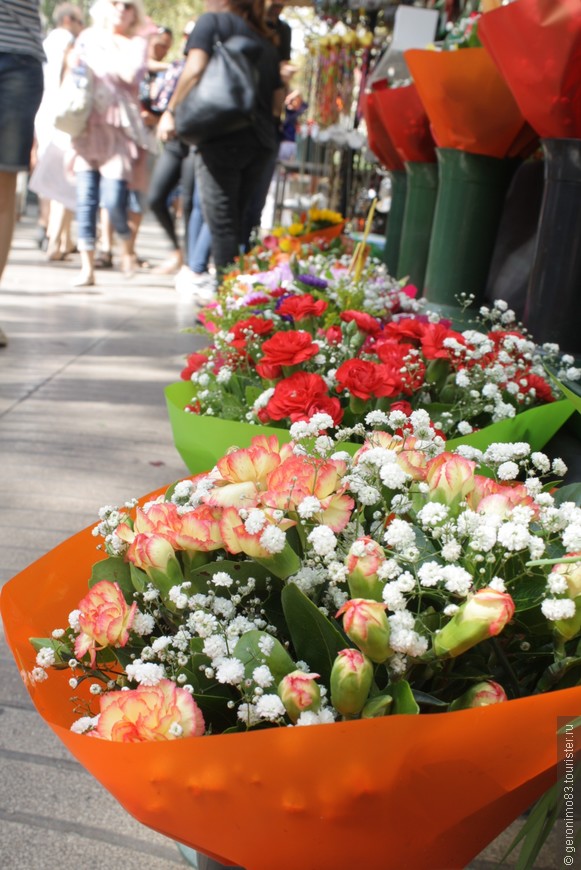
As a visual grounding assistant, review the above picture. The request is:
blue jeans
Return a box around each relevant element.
[76,170,131,251]
[0,53,43,171]
[187,184,212,274]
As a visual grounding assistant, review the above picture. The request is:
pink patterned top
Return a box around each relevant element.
[69,26,148,181]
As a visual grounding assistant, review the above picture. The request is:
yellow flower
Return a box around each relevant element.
[287,223,305,237]
[308,208,344,226]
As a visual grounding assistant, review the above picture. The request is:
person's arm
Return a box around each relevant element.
[272,86,285,123]
[157,47,209,141]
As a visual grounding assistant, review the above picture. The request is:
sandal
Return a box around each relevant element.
[94,251,113,269]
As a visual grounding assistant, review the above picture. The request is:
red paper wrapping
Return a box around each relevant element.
[2,510,581,870]
[371,83,437,164]
[479,0,581,139]
[361,90,405,171]
[405,47,533,158]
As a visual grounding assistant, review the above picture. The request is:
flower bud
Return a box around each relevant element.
[128,533,176,573]
[554,598,581,642]
[346,537,385,602]
[433,588,515,658]
[361,694,393,718]
[551,554,581,600]
[278,670,321,723]
[336,599,392,663]
[330,649,373,716]
[448,680,507,711]
[425,453,476,507]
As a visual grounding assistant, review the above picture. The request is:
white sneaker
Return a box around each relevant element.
[192,283,216,305]
[175,267,216,302]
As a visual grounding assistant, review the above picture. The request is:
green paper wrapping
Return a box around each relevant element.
[165,382,293,474]
[168,384,573,472]
[447,399,574,453]
[552,378,581,414]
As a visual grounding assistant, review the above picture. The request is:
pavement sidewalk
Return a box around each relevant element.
[0,212,202,869]
[0,212,563,869]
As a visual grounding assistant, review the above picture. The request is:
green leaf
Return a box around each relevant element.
[424,359,451,392]
[148,558,184,600]
[536,656,581,693]
[281,583,348,686]
[187,559,275,595]
[553,483,581,507]
[411,689,448,708]
[389,679,420,715]
[129,563,147,593]
[233,630,295,685]
[89,556,133,602]
[29,637,72,665]
[245,385,264,407]
[255,542,301,580]
[509,571,547,613]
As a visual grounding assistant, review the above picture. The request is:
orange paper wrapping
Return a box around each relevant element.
[361,90,405,172]
[405,48,533,158]
[371,83,436,164]
[2,514,581,870]
[296,220,345,245]
[479,0,581,139]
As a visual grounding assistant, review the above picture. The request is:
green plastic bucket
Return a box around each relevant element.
[423,148,515,315]
[382,169,407,276]
[397,161,439,290]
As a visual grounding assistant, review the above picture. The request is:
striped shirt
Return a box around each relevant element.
[0,0,44,62]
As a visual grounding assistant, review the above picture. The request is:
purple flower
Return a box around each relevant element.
[295,274,329,290]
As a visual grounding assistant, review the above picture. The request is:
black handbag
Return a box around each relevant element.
[175,19,260,146]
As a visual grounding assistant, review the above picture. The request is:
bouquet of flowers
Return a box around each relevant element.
[27,412,581,731]
[263,208,346,250]
[178,289,576,445]
[4,413,581,867]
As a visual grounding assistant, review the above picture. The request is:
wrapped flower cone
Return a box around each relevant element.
[479,0,581,353]
[2,515,580,870]
[404,47,534,312]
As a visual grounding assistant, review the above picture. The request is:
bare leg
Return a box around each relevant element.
[61,209,74,254]
[46,200,68,260]
[98,206,113,265]
[72,248,95,286]
[0,171,18,346]
[0,171,18,282]
[120,236,136,278]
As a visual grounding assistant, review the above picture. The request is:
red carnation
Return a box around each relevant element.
[256,360,283,380]
[277,294,328,322]
[384,318,425,343]
[264,372,330,422]
[322,324,342,345]
[258,330,320,369]
[375,342,426,394]
[419,322,466,361]
[180,352,209,380]
[335,359,385,401]
[520,372,555,404]
[228,317,274,350]
[390,400,413,416]
[341,310,382,335]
